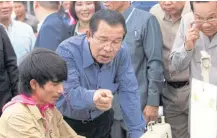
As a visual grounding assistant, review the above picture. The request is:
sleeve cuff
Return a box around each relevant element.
[180,44,194,59]
[85,90,96,109]
[146,93,160,106]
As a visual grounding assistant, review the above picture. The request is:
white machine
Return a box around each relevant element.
[140,116,172,138]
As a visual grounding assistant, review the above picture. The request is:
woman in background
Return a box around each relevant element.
[69,1,101,36]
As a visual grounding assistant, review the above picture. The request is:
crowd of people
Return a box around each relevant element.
[0,1,216,138]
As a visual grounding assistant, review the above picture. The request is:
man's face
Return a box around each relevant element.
[33,80,64,104]
[0,1,13,20]
[87,20,125,64]
[14,2,25,17]
[33,1,40,19]
[159,1,185,16]
[62,1,70,11]
[192,2,217,37]
[103,1,125,11]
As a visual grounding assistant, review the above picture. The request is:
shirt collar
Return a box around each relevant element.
[0,18,15,32]
[28,105,44,120]
[74,22,79,35]
[204,32,217,49]
[162,2,191,22]
[27,105,54,121]
[37,19,45,33]
[82,36,95,68]
[122,5,134,20]
[74,22,85,36]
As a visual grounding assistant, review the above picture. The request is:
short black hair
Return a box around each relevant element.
[89,9,127,36]
[18,48,67,95]
[38,1,60,10]
[69,1,102,21]
[14,1,26,6]
[14,1,27,9]
[190,1,210,12]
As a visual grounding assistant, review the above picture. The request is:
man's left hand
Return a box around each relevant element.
[143,105,159,123]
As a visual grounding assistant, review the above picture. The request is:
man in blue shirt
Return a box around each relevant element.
[56,9,146,138]
[104,2,164,138]
[132,1,157,12]
[34,1,72,51]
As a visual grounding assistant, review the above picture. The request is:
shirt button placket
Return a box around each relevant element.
[97,69,102,89]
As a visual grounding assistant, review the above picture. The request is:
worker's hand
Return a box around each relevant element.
[143,105,159,123]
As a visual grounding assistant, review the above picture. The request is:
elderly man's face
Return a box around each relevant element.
[87,20,125,64]
[159,1,185,16]
[192,2,217,37]
[0,1,13,21]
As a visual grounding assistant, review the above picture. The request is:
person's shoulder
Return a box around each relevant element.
[13,20,33,31]
[27,13,39,22]
[180,12,194,28]
[133,7,152,18]
[132,7,156,25]
[45,12,65,25]
[1,103,30,120]
[0,24,5,32]
[150,4,164,17]
[42,13,69,31]
[49,106,63,119]
[150,3,161,13]
[26,13,37,20]
[182,12,194,21]
[57,34,87,53]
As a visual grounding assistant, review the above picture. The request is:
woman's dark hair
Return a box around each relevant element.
[69,1,102,21]
[18,48,67,95]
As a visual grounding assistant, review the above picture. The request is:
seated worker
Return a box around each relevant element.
[0,48,84,138]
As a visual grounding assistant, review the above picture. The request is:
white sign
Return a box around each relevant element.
[190,78,217,138]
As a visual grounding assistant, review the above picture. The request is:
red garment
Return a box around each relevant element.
[2,94,54,117]
[68,11,77,25]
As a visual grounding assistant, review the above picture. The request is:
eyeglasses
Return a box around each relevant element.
[194,17,217,26]
[92,34,123,52]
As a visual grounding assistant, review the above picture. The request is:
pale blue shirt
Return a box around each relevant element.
[3,19,35,65]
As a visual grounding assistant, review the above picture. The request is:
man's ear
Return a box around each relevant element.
[33,1,39,10]
[30,79,38,91]
[58,2,61,10]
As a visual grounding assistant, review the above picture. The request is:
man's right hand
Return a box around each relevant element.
[184,23,200,51]
[93,89,113,111]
